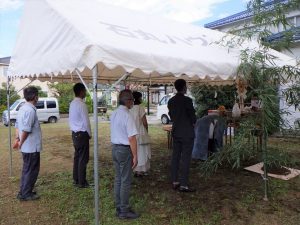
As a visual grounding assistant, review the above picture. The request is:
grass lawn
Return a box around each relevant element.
[0,122,299,225]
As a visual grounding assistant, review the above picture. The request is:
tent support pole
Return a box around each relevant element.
[75,69,92,97]
[10,79,34,99]
[147,85,150,115]
[92,66,100,224]
[262,131,268,201]
[7,76,13,177]
[99,72,130,100]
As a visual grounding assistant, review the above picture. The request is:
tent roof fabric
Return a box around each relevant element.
[8,0,296,84]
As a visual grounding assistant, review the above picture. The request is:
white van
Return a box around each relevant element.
[156,94,174,124]
[2,97,60,126]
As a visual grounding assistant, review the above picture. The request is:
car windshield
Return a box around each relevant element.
[9,100,21,110]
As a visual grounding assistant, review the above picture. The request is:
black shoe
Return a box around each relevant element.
[179,186,196,193]
[17,191,37,200]
[116,208,137,217]
[75,180,91,188]
[134,173,143,178]
[88,182,95,187]
[20,193,40,201]
[76,183,90,188]
[172,182,180,190]
[118,210,140,220]
[116,208,120,217]
[16,192,23,200]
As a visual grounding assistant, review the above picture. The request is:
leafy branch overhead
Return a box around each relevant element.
[199,0,300,175]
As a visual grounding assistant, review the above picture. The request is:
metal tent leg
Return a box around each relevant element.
[7,76,13,177]
[92,66,100,224]
[147,85,150,115]
[75,69,92,97]
[262,132,268,201]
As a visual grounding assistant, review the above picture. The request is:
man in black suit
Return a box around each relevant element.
[168,79,196,192]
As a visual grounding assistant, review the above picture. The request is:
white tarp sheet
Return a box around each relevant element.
[8,0,296,82]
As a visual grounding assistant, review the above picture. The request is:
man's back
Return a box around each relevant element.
[168,93,196,138]
[110,105,137,145]
[16,102,42,153]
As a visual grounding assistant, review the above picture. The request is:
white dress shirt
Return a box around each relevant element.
[15,102,42,153]
[110,105,138,145]
[69,97,91,136]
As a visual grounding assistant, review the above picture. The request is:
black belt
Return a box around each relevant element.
[113,144,130,147]
[72,131,88,134]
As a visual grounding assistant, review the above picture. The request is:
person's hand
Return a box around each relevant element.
[12,139,20,150]
[132,156,138,169]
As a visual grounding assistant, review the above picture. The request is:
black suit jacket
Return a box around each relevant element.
[168,93,196,138]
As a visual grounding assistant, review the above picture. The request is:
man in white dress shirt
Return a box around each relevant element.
[110,89,139,220]
[69,83,91,188]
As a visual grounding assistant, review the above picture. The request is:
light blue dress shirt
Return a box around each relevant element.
[15,102,42,153]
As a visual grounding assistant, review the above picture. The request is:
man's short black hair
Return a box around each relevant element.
[174,79,186,92]
[23,86,39,101]
[132,91,142,105]
[73,83,86,97]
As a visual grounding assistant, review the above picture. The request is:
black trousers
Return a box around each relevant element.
[171,137,194,187]
[20,152,40,197]
[72,131,90,185]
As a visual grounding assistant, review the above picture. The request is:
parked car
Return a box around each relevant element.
[2,97,60,126]
[97,99,107,114]
[156,94,174,124]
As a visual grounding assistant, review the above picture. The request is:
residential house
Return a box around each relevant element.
[204,0,300,128]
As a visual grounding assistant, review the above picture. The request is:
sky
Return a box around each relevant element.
[0,0,249,58]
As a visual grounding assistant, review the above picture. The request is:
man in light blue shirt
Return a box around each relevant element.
[15,86,42,201]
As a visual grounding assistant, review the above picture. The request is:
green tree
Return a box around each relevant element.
[48,83,74,113]
[85,94,93,113]
[0,82,20,115]
[191,85,236,118]
[30,85,48,97]
[200,0,300,177]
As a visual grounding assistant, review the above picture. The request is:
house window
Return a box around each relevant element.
[296,16,300,26]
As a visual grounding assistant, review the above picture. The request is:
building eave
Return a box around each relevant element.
[204,0,289,29]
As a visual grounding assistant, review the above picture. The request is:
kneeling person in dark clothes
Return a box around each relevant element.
[15,86,42,201]
[69,83,91,188]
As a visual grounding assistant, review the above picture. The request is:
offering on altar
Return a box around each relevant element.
[218,105,226,116]
[232,102,241,118]
[236,78,247,111]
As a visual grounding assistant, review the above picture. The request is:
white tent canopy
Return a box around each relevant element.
[8,0,295,81]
